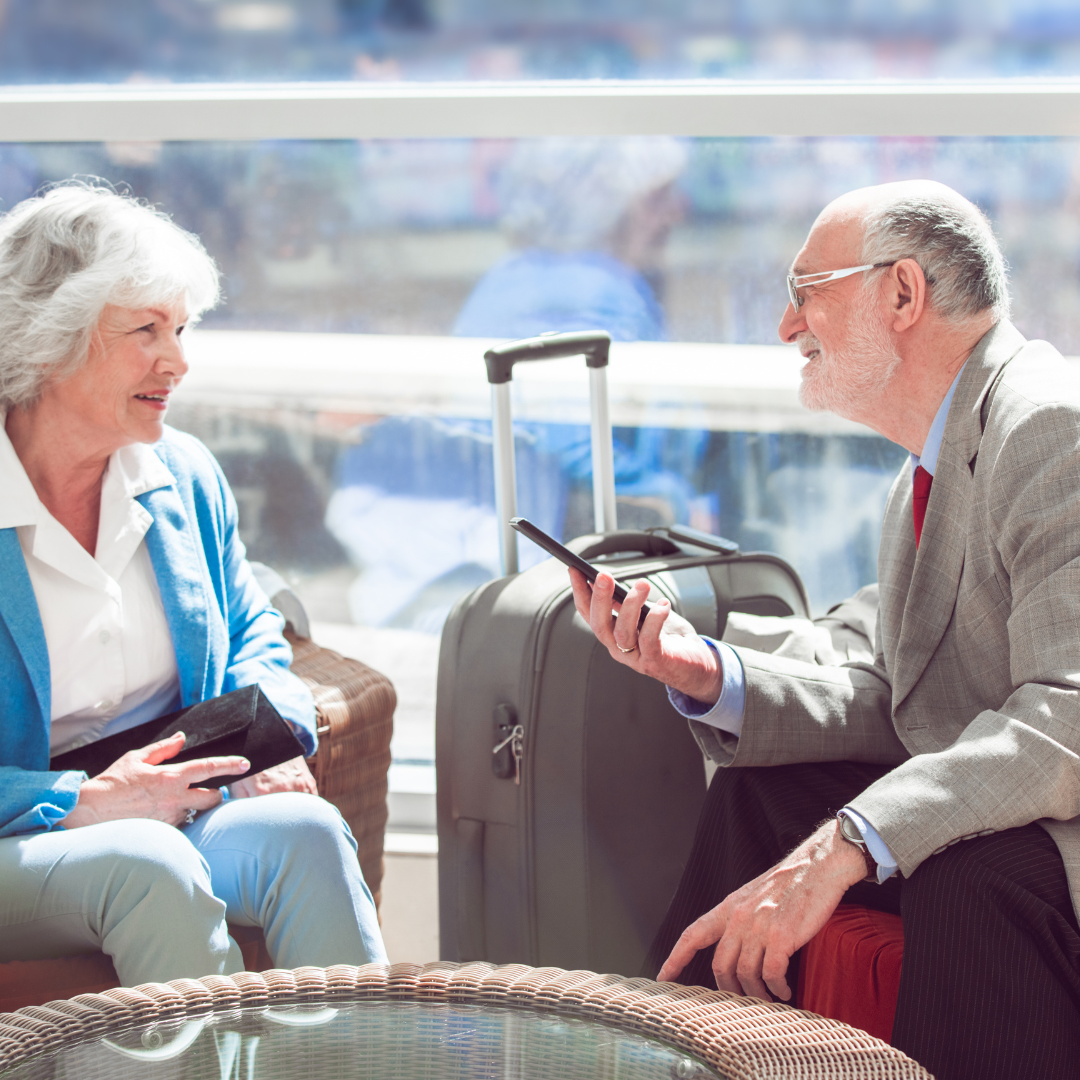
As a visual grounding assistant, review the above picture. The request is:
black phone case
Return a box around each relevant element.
[510,516,649,624]
[49,685,307,787]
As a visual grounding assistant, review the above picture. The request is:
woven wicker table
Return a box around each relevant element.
[0,962,931,1080]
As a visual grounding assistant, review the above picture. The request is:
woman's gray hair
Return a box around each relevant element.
[861,191,1010,323]
[0,180,221,409]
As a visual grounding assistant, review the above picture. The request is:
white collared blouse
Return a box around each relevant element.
[0,421,181,755]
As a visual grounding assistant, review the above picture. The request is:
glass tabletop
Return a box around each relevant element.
[1,1000,723,1080]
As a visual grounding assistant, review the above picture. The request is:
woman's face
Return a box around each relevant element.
[46,301,190,449]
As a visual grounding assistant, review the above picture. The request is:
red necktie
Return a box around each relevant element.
[912,465,932,548]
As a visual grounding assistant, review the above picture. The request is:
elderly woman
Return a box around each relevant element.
[0,183,386,984]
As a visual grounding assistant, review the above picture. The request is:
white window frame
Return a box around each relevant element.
[0,79,1078,141]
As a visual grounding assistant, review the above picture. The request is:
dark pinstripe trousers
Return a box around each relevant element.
[643,762,1080,1080]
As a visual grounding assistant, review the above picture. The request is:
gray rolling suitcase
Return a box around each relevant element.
[436,330,810,977]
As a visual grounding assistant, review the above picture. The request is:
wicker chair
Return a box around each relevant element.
[0,626,395,1014]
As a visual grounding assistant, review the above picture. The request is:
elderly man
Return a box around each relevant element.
[571,180,1080,1080]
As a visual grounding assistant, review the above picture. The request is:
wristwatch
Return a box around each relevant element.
[837,812,878,883]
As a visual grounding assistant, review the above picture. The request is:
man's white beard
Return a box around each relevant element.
[797,289,903,420]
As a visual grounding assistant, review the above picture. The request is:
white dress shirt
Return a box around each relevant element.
[666,363,968,883]
[0,419,181,756]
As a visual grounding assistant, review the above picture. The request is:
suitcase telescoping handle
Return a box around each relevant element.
[485,330,617,575]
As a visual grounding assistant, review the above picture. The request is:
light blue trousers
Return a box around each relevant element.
[0,792,387,986]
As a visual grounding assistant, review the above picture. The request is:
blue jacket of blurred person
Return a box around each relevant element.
[454,249,668,342]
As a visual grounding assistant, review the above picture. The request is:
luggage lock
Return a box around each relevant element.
[492,704,524,784]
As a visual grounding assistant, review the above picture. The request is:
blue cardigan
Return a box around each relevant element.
[0,427,318,838]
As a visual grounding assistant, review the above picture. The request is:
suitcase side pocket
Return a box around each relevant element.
[455,818,486,961]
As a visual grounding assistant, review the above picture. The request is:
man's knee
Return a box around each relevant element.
[902,824,1072,926]
[704,764,786,815]
[709,761,889,810]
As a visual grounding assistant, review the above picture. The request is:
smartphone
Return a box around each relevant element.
[509,516,651,628]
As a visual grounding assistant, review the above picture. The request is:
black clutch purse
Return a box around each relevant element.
[49,685,308,788]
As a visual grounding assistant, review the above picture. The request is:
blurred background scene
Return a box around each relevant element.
[4,0,1080,82]
[6,132,1077,625]
[3,2,1080,899]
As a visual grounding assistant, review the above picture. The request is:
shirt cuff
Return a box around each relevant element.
[666,639,746,738]
[838,807,899,884]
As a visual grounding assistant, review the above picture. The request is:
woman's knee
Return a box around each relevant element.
[38,819,223,946]
[270,793,356,853]
[225,790,347,829]
[274,791,348,830]
[212,793,358,866]
[80,818,213,896]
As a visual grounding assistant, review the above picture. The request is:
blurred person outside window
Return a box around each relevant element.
[326,139,704,633]
[454,136,711,539]
[454,137,688,342]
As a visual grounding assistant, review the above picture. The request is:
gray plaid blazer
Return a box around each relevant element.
[691,320,1080,919]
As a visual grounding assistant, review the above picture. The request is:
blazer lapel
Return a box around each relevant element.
[138,481,211,707]
[889,320,1027,710]
[876,466,915,680]
[0,528,50,729]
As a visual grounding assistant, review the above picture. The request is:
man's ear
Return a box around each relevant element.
[886,258,927,331]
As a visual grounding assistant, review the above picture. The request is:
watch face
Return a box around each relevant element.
[839,814,864,846]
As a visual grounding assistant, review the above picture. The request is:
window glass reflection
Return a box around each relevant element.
[0,135,1067,772]
[0,134,1061,623]
[4,136,1078,346]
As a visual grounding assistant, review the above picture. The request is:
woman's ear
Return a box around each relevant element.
[887,258,927,331]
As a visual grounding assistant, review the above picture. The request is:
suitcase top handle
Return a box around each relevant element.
[484,330,611,385]
[571,530,682,560]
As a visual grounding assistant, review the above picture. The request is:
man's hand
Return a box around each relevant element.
[657,821,869,1001]
[229,756,318,799]
[569,567,723,703]
[64,732,250,830]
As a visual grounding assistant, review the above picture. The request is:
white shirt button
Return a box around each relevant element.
[99,630,111,644]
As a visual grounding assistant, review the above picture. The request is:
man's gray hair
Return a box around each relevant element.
[0,180,221,410]
[861,192,1010,322]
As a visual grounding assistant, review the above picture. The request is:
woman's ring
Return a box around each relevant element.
[183,808,197,826]
[617,643,638,654]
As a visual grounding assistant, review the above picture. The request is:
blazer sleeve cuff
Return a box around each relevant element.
[667,639,746,736]
[0,768,84,839]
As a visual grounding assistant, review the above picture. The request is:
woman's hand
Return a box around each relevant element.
[569,567,723,704]
[63,732,249,830]
[229,756,318,799]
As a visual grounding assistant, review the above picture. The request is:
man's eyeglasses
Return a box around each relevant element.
[786,262,896,312]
